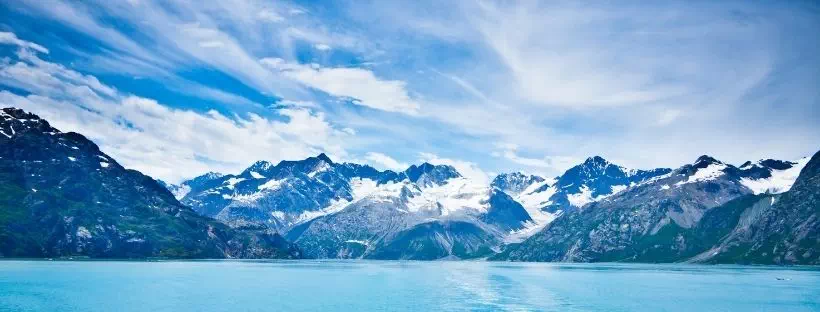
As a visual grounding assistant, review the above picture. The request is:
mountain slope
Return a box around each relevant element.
[694,150,820,264]
[496,153,816,263]
[0,107,300,259]
[287,175,529,259]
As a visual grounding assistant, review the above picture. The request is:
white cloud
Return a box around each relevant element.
[198,40,225,48]
[257,9,285,23]
[260,57,421,115]
[365,152,408,171]
[418,152,489,185]
[656,109,683,126]
[0,32,49,54]
[493,143,578,176]
[314,44,331,51]
[0,36,352,183]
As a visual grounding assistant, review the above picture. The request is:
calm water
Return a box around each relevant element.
[1,260,818,312]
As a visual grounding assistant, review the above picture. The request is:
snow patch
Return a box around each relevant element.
[76,226,92,239]
[223,177,246,189]
[345,240,369,246]
[249,171,265,179]
[660,184,670,190]
[258,178,285,191]
[67,157,76,162]
[308,161,331,178]
[290,178,380,224]
[271,211,286,220]
[505,210,562,243]
[99,162,109,168]
[610,184,627,194]
[171,184,191,200]
[404,177,491,215]
[567,185,596,207]
[675,163,727,186]
[740,157,809,194]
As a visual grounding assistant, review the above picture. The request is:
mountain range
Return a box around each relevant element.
[1,107,817,264]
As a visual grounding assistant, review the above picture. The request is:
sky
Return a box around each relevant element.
[1,0,818,184]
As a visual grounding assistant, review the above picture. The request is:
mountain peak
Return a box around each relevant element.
[316,153,333,164]
[1,107,40,120]
[248,160,274,172]
[695,155,722,165]
[404,162,461,185]
[491,172,546,196]
[1,107,56,139]
[584,155,607,164]
[193,171,224,181]
[582,156,611,169]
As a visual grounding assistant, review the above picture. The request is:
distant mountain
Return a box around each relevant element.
[0,108,300,259]
[158,172,224,200]
[490,157,672,243]
[171,149,814,262]
[177,153,537,259]
[693,150,819,264]
[491,172,546,197]
[495,153,815,264]
[180,155,400,231]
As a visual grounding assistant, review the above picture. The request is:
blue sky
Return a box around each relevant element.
[1,0,818,183]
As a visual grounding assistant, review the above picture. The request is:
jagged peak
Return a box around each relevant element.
[694,155,723,166]
[405,162,456,173]
[315,152,333,164]
[492,171,546,185]
[754,159,795,171]
[403,162,461,184]
[195,171,224,180]
[248,160,275,171]
[1,107,41,120]
[1,107,55,136]
[583,155,609,166]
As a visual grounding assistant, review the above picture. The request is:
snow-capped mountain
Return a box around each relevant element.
[176,154,535,259]
[497,154,814,263]
[159,171,224,200]
[291,174,534,259]
[490,157,672,242]
[169,146,814,262]
[736,158,809,194]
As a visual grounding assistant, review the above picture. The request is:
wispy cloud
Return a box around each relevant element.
[0,32,49,54]
[365,152,408,171]
[260,57,421,115]
[2,0,818,180]
[419,152,490,184]
[0,34,352,183]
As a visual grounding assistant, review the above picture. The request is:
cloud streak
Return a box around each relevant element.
[0,34,352,183]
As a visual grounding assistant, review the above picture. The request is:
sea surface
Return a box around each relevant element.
[1,260,818,311]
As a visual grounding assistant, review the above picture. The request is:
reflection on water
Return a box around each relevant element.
[1,260,818,312]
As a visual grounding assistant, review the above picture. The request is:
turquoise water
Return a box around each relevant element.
[1,260,818,311]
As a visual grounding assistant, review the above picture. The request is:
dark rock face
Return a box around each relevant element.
[481,189,532,231]
[0,107,300,259]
